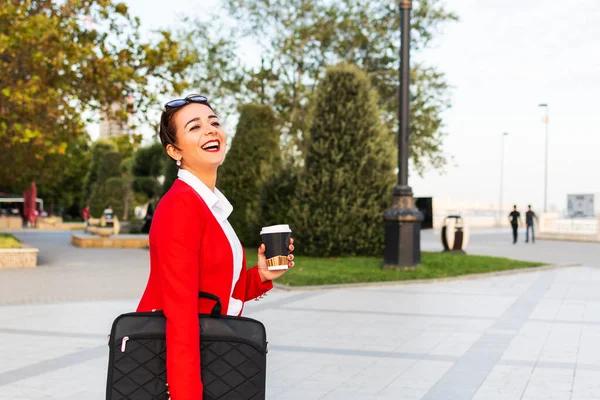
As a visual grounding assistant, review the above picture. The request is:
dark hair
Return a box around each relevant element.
[158,99,215,160]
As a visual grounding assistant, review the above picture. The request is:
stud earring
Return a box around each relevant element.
[176,160,181,167]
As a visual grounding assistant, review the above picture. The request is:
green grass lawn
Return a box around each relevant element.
[0,233,22,249]
[244,250,544,286]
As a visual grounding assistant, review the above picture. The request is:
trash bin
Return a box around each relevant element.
[441,215,469,253]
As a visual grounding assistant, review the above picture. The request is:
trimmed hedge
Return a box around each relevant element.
[89,151,123,218]
[92,177,130,221]
[133,176,160,199]
[133,142,165,178]
[291,64,396,257]
[257,165,298,230]
[83,140,117,205]
[161,158,179,196]
[131,142,165,200]
[218,103,281,246]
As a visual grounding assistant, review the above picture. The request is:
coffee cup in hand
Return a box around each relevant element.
[260,224,292,271]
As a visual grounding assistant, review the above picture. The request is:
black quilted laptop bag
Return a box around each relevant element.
[106,292,267,400]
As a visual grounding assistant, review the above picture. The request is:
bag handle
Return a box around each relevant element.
[198,291,222,317]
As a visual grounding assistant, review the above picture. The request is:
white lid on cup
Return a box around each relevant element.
[260,224,291,235]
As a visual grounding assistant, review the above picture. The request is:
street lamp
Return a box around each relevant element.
[539,103,549,213]
[383,0,423,269]
[499,132,508,225]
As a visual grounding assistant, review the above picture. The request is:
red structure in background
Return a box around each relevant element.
[22,182,37,227]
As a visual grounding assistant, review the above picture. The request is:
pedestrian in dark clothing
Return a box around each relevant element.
[508,205,523,244]
[141,203,154,234]
[525,205,538,243]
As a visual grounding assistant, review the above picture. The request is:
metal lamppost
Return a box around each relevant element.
[383,0,423,269]
[498,132,508,225]
[539,103,549,213]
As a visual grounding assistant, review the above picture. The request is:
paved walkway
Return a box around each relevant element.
[1,230,600,399]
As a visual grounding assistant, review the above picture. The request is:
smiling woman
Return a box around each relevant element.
[135,94,295,399]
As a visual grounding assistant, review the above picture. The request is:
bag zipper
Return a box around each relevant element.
[107,309,159,348]
[111,310,267,353]
[118,333,166,352]
[117,332,266,355]
[121,336,129,352]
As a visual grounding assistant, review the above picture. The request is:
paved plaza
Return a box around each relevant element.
[2,229,600,399]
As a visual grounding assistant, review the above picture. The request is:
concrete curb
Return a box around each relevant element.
[0,242,39,269]
[537,234,600,243]
[273,263,580,292]
[71,234,149,249]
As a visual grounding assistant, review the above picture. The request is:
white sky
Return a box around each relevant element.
[103,0,600,213]
[410,0,600,213]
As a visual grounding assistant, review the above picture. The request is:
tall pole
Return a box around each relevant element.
[383,0,423,269]
[539,104,549,212]
[397,0,410,187]
[499,132,508,225]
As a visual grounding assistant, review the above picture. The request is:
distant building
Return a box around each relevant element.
[99,100,132,139]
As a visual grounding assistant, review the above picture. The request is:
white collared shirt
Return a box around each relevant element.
[177,169,243,316]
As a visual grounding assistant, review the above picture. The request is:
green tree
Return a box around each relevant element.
[34,134,91,217]
[133,142,167,178]
[291,64,396,257]
[89,151,123,218]
[218,104,281,246]
[84,138,140,220]
[257,165,298,229]
[120,155,135,221]
[223,0,457,174]
[83,140,118,206]
[96,152,123,185]
[108,134,143,161]
[161,159,179,196]
[0,0,194,193]
[172,17,248,120]
[131,142,166,200]
[90,176,130,221]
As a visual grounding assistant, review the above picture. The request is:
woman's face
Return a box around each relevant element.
[168,103,227,169]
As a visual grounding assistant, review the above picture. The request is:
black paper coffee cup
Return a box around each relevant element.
[260,224,292,270]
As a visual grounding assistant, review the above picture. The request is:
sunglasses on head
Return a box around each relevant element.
[163,94,208,111]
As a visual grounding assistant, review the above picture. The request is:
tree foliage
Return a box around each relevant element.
[84,137,141,220]
[171,17,247,121]
[90,176,129,221]
[161,159,179,197]
[0,0,194,192]
[88,151,123,218]
[291,64,396,257]
[257,165,298,230]
[223,0,457,174]
[83,140,118,206]
[131,142,165,200]
[32,134,91,216]
[132,142,165,178]
[218,104,281,246]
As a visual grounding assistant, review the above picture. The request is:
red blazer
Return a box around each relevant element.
[137,179,273,400]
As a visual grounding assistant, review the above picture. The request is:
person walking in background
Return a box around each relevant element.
[508,205,523,244]
[525,205,538,243]
[103,205,114,227]
[141,203,154,234]
[82,204,90,226]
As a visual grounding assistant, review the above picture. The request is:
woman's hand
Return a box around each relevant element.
[257,238,295,282]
